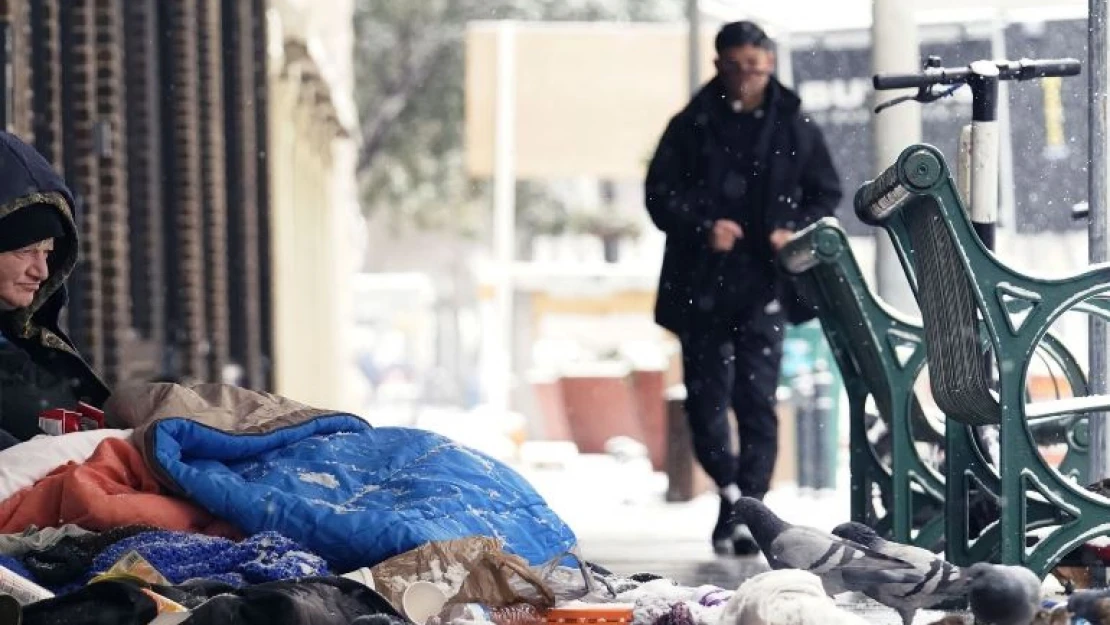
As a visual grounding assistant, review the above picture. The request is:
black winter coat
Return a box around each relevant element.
[0,131,110,442]
[645,76,842,333]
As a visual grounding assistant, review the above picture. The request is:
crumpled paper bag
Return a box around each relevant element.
[370,536,555,612]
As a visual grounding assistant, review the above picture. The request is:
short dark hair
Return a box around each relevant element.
[715,21,773,54]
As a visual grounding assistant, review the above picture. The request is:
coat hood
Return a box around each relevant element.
[0,132,80,342]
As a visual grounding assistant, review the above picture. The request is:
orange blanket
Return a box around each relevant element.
[0,437,238,537]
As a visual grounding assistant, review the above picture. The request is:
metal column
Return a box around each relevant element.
[1089,0,1110,481]
[870,0,921,315]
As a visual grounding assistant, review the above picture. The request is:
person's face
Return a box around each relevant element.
[0,239,53,309]
[715,44,775,101]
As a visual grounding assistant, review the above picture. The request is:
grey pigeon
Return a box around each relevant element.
[831,522,969,625]
[1068,587,1110,624]
[966,562,1042,625]
[732,497,925,598]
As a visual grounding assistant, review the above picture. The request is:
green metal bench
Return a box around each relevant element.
[855,143,1109,577]
[780,218,943,549]
[780,218,1088,557]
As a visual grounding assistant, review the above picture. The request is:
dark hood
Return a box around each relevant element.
[686,74,802,124]
[0,132,80,341]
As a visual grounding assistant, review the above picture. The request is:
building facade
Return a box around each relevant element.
[0,0,362,410]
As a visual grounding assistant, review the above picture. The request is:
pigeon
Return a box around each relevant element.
[966,562,1042,625]
[732,497,925,598]
[831,521,969,625]
[1068,587,1110,624]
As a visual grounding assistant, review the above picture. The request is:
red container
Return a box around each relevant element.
[38,403,104,436]
[560,363,644,454]
[530,375,572,441]
[77,402,106,429]
[38,409,82,435]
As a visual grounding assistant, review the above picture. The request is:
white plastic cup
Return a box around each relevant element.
[402,580,450,625]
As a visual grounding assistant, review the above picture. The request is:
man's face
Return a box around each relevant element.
[715,44,775,102]
[0,239,53,309]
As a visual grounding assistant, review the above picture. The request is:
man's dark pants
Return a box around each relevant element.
[679,303,785,500]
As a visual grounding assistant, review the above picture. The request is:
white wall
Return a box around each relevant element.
[266,0,366,413]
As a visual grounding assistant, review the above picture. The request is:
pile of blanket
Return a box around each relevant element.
[0,381,580,624]
[0,382,577,572]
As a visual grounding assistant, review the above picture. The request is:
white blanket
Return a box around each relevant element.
[0,429,132,501]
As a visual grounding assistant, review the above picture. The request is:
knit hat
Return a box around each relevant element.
[0,204,66,253]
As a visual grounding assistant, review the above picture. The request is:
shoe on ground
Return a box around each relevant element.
[711,495,737,555]
[732,523,760,556]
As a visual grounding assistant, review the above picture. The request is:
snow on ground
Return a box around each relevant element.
[512,443,852,563]
[388,409,1046,624]
[511,447,961,625]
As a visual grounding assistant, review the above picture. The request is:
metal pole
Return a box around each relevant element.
[491,21,517,413]
[871,0,921,316]
[1089,0,1110,482]
[688,0,701,95]
[967,64,1001,251]
[991,14,1018,246]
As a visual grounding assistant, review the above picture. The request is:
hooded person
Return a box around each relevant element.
[644,21,841,554]
[0,131,110,446]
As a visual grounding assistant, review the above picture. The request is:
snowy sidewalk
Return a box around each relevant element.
[405,411,982,624]
[514,449,853,569]
[513,451,960,625]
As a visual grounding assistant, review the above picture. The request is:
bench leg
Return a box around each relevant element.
[997,398,1110,578]
[891,398,915,543]
[890,391,946,548]
[848,393,877,526]
[849,384,946,549]
[945,424,976,566]
[944,423,1002,565]
[847,393,906,534]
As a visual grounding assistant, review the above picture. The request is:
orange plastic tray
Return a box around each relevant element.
[543,604,635,624]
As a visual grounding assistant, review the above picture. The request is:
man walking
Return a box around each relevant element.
[645,21,841,555]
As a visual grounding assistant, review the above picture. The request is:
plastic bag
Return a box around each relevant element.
[370,536,555,612]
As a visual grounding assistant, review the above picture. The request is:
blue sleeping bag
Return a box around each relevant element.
[146,415,577,571]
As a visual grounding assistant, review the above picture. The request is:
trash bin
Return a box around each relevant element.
[560,362,644,454]
[528,371,572,441]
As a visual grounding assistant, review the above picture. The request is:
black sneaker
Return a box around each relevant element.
[711,495,737,555]
[732,523,760,556]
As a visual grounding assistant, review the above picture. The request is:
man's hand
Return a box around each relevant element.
[710,219,743,252]
[769,228,794,252]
